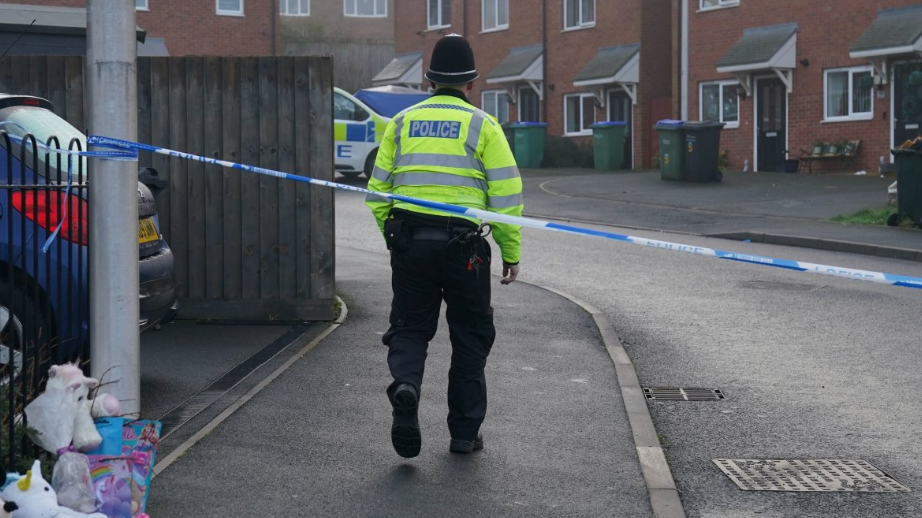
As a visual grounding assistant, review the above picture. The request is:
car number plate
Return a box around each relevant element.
[138,218,159,244]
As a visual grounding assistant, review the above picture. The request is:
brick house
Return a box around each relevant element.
[683,0,922,173]
[2,0,277,56]
[392,0,674,169]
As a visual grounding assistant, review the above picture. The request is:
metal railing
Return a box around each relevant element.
[0,130,90,471]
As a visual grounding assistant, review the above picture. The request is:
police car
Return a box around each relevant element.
[333,87,390,179]
[334,86,429,179]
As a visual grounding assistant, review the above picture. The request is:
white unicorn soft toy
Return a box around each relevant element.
[0,461,105,518]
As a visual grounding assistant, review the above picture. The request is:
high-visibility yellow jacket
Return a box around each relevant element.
[365,90,523,264]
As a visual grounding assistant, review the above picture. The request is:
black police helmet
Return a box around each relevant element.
[425,34,479,86]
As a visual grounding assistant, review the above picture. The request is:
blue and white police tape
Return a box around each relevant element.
[86,134,922,292]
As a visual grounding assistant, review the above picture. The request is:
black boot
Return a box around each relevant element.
[449,432,484,454]
[391,383,421,458]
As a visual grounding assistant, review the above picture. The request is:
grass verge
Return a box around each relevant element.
[830,206,903,227]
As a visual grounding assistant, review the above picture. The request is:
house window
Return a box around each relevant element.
[482,0,508,32]
[345,0,386,18]
[519,87,540,122]
[700,81,739,127]
[428,0,451,29]
[700,0,739,10]
[216,0,243,15]
[136,0,148,10]
[564,0,594,30]
[281,0,309,15]
[482,90,509,124]
[564,93,596,136]
[825,67,873,121]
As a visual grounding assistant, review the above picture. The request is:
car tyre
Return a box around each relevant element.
[0,277,52,383]
[364,148,379,178]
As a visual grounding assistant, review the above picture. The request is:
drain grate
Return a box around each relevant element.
[643,388,725,401]
[713,459,911,492]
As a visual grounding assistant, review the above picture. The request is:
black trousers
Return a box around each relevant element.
[382,226,496,441]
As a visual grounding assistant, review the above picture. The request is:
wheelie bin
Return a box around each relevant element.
[654,120,685,181]
[590,121,627,171]
[510,122,546,168]
[889,148,922,227]
[683,121,726,183]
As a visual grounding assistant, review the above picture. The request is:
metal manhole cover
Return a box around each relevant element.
[643,388,725,401]
[737,280,819,291]
[713,459,911,492]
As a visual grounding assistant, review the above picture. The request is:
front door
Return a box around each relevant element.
[607,89,633,169]
[893,62,922,148]
[756,78,787,172]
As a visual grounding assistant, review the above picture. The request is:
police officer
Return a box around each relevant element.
[365,34,523,459]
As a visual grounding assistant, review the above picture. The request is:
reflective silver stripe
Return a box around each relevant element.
[488,192,523,209]
[395,152,484,172]
[371,165,392,183]
[393,114,405,163]
[365,191,390,203]
[485,165,520,182]
[394,172,488,192]
[466,112,485,156]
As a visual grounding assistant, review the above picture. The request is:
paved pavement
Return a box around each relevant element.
[147,246,654,517]
[143,167,921,517]
[523,168,922,260]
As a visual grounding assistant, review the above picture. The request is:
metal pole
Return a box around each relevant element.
[86,0,140,415]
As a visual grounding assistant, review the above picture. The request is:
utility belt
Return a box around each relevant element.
[384,210,490,274]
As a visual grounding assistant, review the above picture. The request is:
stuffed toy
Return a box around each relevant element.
[0,461,105,518]
[0,471,18,518]
[46,364,102,452]
[89,394,121,420]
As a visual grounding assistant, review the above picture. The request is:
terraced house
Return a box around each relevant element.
[683,0,922,173]
[388,0,674,169]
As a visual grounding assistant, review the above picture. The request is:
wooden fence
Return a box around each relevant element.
[281,41,394,94]
[0,56,335,322]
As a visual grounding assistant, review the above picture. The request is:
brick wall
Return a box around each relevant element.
[688,0,921,173]
[394,0,674,169]
[21,0,276,56]
[280,0,394,44]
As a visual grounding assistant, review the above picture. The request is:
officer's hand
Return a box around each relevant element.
[501,263,519,285]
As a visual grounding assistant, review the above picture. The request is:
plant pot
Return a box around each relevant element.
[783,159,799,173]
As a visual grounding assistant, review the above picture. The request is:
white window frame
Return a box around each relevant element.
[823,66,874,122]
[563,0,595,31]
[216,0,244,16]
[482,90,509,124]
[699,0,739,12]
[563,92,596,136]
[699,80,740,128]
[428,0,451,29]
[281,0,310,16]
[482,0,509,33]
[344,0,387,18]
[136,0,149,11]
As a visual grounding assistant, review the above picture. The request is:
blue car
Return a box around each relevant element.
[0,94,178,374]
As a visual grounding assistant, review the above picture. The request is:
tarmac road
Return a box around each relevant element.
[334,169,922,518]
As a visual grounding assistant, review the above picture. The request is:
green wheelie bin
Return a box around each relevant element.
[590,121,627,171]
[510,122,546,168]
[654,120,685,181]
[890,148,922,227]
